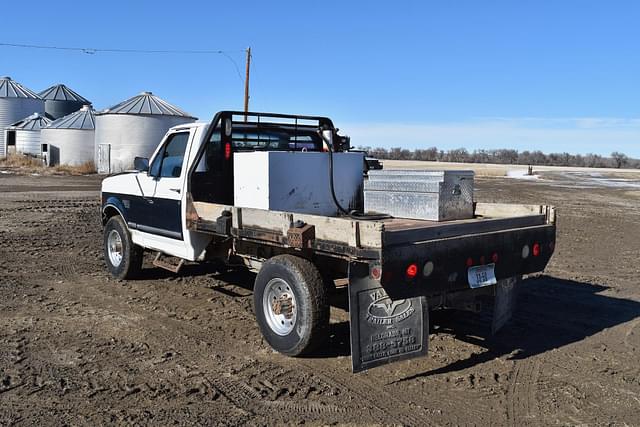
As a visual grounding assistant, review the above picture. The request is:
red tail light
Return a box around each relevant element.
[532,242,541,257]
[466,257,474,267]
[370,265,382,280]
[492,252,499,263]
[224,142,232,160]
[406,263,418,279]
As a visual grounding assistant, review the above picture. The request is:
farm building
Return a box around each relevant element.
[0,76,44,158]
[38,83,91,120]
[41,105,95,166]
[94,92,196,174]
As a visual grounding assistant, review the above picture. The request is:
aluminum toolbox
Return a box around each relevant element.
[364,169,474,221]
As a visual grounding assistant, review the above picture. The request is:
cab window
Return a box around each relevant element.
[150,132,190,178]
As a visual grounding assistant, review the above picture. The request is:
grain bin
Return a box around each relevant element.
[94,92,196,174]
[0,76,44,158]
[8,113,52,156]
[41,105,95,166]
[38,84,90,120]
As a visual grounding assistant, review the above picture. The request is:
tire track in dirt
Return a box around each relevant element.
[506,357,542,427]
[623,319,640,351]
[290,358,435,426]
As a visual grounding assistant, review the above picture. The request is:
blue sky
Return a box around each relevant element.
[2,1,639,156]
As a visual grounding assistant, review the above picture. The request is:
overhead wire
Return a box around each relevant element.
[0,42,246,82]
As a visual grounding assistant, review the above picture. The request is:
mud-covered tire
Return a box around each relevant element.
[103,216,143,280]
[253,255,329,356]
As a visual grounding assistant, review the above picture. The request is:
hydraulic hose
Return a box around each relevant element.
[319,130,391,221]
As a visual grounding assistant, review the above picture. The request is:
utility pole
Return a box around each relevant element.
[243,47,251,119]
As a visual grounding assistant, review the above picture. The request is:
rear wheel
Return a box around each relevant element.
[103,216,143,280]
[253,255,329,356]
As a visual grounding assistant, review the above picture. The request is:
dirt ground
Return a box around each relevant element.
[1,166,639,426]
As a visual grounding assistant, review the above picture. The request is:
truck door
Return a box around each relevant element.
[141,130,191,240]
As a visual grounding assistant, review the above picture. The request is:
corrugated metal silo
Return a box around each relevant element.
[41,105,96,166]
[0,76,45,158]
[94,92,196,174]
[9,113,52,156]
[38,84,91,120]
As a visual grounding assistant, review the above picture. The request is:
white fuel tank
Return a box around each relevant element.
[233,151,365,216]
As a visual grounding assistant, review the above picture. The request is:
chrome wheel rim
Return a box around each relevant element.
[262,278,297,336]
[107,230,123,267]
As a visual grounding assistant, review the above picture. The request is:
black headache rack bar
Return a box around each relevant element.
[206,110,336,137]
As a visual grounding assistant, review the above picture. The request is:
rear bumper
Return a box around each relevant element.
[378,223,556,300]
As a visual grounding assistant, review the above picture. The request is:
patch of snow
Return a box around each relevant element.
[506,170,539,180]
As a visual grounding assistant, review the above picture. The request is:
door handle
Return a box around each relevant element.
[170,188,181,194]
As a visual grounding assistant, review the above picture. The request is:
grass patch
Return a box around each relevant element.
[0,154,96,175]
[54,161,96,175]
[1,153,44,169]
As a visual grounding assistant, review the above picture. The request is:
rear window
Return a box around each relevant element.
[231,128,322,151]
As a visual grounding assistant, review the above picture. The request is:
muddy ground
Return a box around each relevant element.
[1,169,639,426]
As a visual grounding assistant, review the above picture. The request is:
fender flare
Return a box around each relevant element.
[102,196,128,226]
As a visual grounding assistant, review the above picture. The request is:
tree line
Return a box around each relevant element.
[358,146,638,169]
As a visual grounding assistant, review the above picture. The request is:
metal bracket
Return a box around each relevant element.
[287,223,315,249]
[152,252,185,274]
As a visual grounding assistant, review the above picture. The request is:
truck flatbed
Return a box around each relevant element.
[190,200,554,256]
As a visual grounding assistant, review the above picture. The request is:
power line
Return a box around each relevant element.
[0,42,246,82]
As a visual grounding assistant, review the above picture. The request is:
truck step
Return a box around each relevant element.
[152,252,185,274]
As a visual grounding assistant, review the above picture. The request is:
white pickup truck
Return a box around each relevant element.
[101,111,556,372]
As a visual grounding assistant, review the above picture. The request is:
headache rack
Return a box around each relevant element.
[204,111,350,153]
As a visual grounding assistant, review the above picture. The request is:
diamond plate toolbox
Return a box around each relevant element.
[364,169,474,221]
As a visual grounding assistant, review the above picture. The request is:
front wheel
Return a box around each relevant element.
[103,216,143,280]
[253,255,329,356]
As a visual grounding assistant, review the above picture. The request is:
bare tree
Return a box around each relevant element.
[358,145,638,170]
[611,151,628,168]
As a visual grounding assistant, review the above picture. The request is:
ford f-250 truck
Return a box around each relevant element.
[100,111,556,372]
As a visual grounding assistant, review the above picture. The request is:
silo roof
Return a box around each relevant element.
[8,113,53,130]
[98,91,196,118]
[45,105,95,130]
[38,84,90,103]
[0,76,42,99]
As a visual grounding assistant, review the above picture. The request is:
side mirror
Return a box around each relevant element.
[134,157,149,172]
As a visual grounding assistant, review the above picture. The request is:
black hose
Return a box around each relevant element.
[320,130,391,221]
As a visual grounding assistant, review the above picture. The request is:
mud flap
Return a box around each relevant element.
[348,262,429,373]
[491,275,520,334]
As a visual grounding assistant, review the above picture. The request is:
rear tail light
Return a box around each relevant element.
[224,142,232,160]
[532,242,541,257]
[491,252,499,263]
[406,263,418,280]
[466,257,474,267]
[370,264,382,281]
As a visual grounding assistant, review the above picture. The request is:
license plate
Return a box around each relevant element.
[468,263,497,288]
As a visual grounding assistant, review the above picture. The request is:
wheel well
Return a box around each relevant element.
[102,205,123,226]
